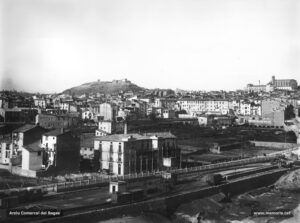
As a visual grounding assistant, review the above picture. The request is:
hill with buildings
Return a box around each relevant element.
[62,79,146,96]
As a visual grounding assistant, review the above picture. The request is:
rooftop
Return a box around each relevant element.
[95,133,150,142]
[24,140,43,152]
[0,137,12,144]
[43,129,67,136]
[275,79,297,82]
[13,124,36,133]
[142,132,176,139]
[95,132,176,142]
[80,133,96,147]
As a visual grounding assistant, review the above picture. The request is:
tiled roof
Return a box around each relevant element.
[95,132,176,142]
[43,129,66,136]
[142,132,176,139]
[13,124,36,133]
[80,133,96,148]
[95,133,150,142]
[24,141,43,152]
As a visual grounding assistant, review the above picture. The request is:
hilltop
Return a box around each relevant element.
[62,79,146,96]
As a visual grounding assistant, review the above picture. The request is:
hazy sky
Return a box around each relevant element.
[1,0,300,93]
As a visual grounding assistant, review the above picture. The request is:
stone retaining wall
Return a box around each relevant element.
[250,141,297,149]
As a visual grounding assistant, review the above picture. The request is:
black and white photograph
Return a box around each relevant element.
[0,0,300,222]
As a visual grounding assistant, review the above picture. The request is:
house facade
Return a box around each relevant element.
[41,129,80,173]
[94,132,180,175]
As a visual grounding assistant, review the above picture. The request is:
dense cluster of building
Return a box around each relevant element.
[246,76,298,92]
[0,122,180,177]
[0,77,299,177]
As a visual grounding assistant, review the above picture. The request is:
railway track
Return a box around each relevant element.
[7,164,292,223]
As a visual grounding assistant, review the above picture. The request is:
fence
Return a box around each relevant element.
[0,154,275,195]
[170,156,272,175]
[268,147,298,156]
[31,155,271,193]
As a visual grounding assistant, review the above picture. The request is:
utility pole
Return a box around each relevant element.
[152,151,154,172]
[129,149,131,174]
[140,156,142,173]
[241,135,244,158]
[135,150,137,173]
[180,149,182,169]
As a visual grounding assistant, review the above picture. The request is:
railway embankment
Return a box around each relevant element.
[28,168,290,223]
[275,168,300,192]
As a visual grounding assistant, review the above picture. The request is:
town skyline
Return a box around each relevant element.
[1,75,299,95]
[1,1,300,222]
[1,0,300,93]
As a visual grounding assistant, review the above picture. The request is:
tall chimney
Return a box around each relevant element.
[124,122,127,134]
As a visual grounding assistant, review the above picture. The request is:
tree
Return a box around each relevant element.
[284,105,295,120]
[149,112,157,122]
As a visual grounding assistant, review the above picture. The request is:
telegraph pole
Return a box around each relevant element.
[140,156,142,173]
[129,149,131,174]
[135,150,137,173]
[152,151,154,172]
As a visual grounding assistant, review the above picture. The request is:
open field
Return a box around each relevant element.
[174,125,296,164]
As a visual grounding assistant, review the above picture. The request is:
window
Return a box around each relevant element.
[118,164,121,175]
[118,143,122,153]
[108,162,113,172]
[110,142,113,152]
[37,151,41,156]
[90,148,93,151]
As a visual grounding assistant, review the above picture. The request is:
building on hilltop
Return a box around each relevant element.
[245,75,297,92]
[270,75,298,91]
[245,84,274,92]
